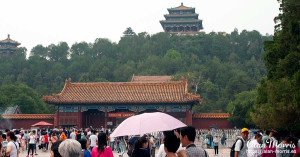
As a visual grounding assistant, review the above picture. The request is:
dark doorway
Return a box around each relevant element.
[83,109,105,129]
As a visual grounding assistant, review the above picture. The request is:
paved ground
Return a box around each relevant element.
[20,148,230,157]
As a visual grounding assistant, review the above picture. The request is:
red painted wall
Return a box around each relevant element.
[192,118,232,129]
[0,119,54,129]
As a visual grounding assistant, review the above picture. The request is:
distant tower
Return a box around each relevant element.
[160,3,203,34]
[0,34,21,57]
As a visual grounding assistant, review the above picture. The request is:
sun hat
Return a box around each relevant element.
[241,128,249,133]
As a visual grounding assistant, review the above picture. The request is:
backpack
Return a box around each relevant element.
[230,138,244,157]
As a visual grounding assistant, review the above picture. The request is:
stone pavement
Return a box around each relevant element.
[20,148,230,157]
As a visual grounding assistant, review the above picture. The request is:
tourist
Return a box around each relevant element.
[24,130,29,150]
[178,126,207,157]
[91,133,113,157]
[82,131,88,140]
[89,130,98,151]
[70,130,76,140]
[234,128,249,157]
[262,130,270,148]
[32,130,38,155]
[262,138,276,157]
[248,133,263,157]
[14,129,21,150]
[213,135,219,155]
[76,131,82,141]
[119,136,127,157]
[79,138,91,157]
[115,137,120,153]
[150,135,156,157]
[50,140,63,157]
[109,136,115,151]
[158,130,185,157]
[6,131,19,157]
[60,132,67,141]
[269,131,279,148]
[131,135,150,157]
[51,132,58,144]
[221,130,227,146]
[40,132,45,150]
[127,135,139,157]
[36,129,40,145]
[44,132,49,151]
[164,133,181,157]
[20,133,25,152]
[27,131,36,157]
[58,139,82,157]
[275,136,294,157]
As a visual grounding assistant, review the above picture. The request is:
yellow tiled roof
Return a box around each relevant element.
[193,113,230,119]
[2,114,54,119]
[43,78,201,104]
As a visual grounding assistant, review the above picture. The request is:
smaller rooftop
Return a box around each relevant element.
[3,105,21,114]
[131,75,172,82]
[168,3,194,11]
[0,34,21,46]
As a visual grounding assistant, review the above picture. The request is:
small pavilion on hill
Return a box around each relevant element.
[160,3,203,34]
[0,34,21,57]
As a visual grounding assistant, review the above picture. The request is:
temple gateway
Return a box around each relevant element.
[43,76,201,129]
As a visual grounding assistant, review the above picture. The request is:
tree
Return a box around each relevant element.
[48,42,69,62]
[123,27,136,37]
[30,45,48,58]
[227,90,256,128]
[251,0,300,133]
[0,84,53,114]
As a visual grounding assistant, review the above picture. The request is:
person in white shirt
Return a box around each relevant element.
[70,130,76,140]
[213,135,219,155]
[88,130,98,151]
[234,128,249,157]
[247,134,263,157]
[27,131,36,157]
[157,130,184,157]
[6,131,19,157]
[110,136,115,151]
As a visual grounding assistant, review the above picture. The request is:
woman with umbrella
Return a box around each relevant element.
[132,135,150,157]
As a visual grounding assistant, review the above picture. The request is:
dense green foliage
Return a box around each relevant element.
[0,28,271,115]
[251,0,300,133]
[0,84,52,114]
[227,90,256,128]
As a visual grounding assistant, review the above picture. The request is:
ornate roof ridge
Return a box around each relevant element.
[69,80,184,86]
[165,14,198,16]
[168,3,194,10]
[2,114,54,119]
[193,113,230,119]
[0,34,21,45]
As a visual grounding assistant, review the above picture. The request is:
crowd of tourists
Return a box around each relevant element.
[229,128,299,157]
[0,126,299,157]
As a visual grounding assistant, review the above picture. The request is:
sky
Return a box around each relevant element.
[0,0,280,54]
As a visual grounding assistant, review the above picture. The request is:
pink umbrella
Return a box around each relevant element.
[110,112,186,137]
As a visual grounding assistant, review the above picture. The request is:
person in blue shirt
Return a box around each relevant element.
[79,138,91,157]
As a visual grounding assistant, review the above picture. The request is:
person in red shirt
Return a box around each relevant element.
[44,132,49,151]
[262,138,276,157]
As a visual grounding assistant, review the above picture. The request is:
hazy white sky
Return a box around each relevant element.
[0,0,279,53]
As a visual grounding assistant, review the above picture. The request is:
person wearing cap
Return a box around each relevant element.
[234,128,249,157]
